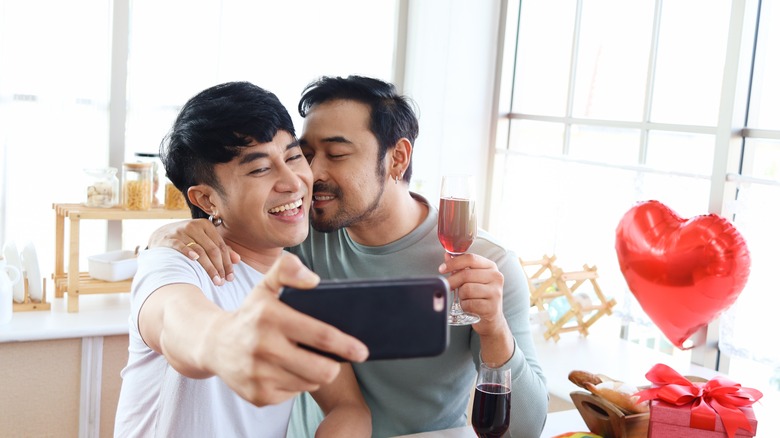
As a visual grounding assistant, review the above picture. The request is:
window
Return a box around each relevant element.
[0,0,398,273]
[0,0,112,270]
[490,0,779,394]
[121,0,398,247]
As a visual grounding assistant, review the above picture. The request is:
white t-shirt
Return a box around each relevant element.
[114,248,293,438]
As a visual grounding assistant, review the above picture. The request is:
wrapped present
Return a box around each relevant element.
[649,399,756,438]
[635,364,762,438]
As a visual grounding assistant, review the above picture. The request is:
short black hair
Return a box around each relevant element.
[298,75,419,182]
[161,81,295,219]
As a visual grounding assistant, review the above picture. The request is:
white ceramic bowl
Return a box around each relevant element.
[88,250,138,282]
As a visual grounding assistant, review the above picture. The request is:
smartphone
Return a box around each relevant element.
[279,276,450,361]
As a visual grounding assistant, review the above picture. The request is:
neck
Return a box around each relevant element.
[346,185,428,247]
[222,236,284,274]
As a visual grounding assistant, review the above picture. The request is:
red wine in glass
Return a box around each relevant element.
[438,197,476,255]
[471,383,511,438]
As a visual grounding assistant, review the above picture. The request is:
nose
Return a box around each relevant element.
[275,161,304,193]
[308,155,328,183]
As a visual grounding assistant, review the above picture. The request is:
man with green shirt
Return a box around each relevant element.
[149,76,548,437]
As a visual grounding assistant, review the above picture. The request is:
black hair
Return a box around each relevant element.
[160,81,295,219]
[298,75,419,182]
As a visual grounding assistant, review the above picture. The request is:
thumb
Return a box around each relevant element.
[251,253,320,299]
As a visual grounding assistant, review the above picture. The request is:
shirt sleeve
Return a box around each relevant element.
[470,246,549,438]
[130,248,206,340]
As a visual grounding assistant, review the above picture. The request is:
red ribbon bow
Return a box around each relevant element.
[635,363,763,438]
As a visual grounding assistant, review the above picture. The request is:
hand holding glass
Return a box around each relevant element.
[437,174,480,325]
[471,362,511,438]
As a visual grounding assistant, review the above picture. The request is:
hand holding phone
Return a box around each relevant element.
[280,276,450,361]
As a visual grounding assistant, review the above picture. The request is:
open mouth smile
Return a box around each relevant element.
[268,198,303,216]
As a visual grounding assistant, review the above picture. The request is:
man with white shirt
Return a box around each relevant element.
[114,81,371,437]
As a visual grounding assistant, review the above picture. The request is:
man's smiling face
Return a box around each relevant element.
[211,130,312,249]
[300,99,387,233]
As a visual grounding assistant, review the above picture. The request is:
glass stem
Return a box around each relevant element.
[449,252,465,316]
[451,288,465,316]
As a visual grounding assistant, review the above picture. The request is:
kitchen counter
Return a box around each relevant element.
[0,293,130,343]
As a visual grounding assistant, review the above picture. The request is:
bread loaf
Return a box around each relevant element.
[568,370,602,389]
[584,381,649,414]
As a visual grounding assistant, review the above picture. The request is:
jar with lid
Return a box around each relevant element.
[122,162,154,210]
[134,152,164,207]
[164,180,188,210]
[83,167,119,208]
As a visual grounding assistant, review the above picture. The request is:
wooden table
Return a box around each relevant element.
[392,409,587,437]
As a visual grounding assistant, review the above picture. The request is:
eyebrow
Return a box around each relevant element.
[299,136,352,147]
[238,139,300,165]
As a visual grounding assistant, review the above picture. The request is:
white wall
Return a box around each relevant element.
[402,0,502,214]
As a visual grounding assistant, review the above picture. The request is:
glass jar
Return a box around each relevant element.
[122,162,154,210]
[83,167,119,208]
[164,181,188,210]
[134,152,164,207]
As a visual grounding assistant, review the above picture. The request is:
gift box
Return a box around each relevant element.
[649,399,757,438]
[637,364,763,438]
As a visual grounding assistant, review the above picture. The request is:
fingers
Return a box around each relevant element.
[254,254,369,363]
[439,253,502,291]
[233,356,322,406]
[244,339,340,401]
[174,220,238,285]
[439,254,506,331]
[459,292,496,317]
[187,224,229,281]
[237,347,351,406]
[266,330,357,384]
[282,310,370,363]
[215,291,355,406]
[254,253,320,297]
[439,252,495,274]
[204,254,366,408]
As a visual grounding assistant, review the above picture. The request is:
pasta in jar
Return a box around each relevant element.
[122,162,154,211]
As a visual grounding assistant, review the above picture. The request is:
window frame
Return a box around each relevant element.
[488,0,780,373]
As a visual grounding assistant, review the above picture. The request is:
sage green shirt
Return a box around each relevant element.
[288,193,548,438]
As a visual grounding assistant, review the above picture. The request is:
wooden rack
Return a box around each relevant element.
[52,203,190,312]
[520,254,616,342]
[12,277,51,311]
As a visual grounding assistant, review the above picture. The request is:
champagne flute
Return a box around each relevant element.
[437,174,480,326]
[471,362,511,438]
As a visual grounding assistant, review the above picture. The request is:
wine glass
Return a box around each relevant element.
[437,174,480,326]
[471,362,512,438]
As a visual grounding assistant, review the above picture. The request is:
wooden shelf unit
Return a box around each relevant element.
[521,254,616,342]
[52,203,191,312]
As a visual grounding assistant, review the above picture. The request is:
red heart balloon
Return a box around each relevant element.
[615,200,750,349]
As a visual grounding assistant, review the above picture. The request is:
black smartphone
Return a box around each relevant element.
[279,276,450,361]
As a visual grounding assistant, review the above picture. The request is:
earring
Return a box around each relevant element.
[209,214,223,227]
[394,175,399,185]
